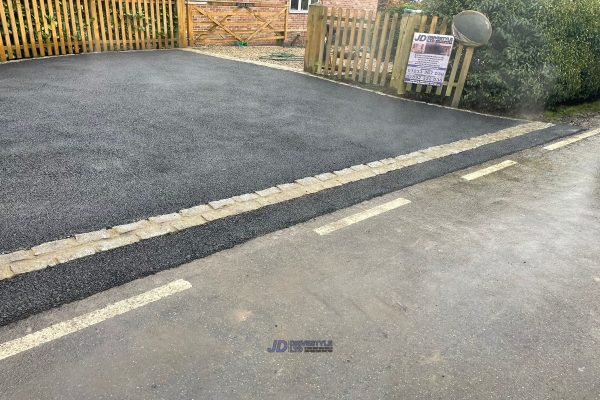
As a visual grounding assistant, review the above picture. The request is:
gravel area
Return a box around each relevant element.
[194,45,305,70]
[554,112,600,129]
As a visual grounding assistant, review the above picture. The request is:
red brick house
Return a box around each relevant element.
[189,0,379,46]
[286,0,379,44]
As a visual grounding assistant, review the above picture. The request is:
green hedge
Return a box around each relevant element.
[423,0,600,112]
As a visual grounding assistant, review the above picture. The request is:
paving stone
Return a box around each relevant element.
[315,172,336,181]
[366,161,384,168]
[75,229,113,243]
[95,235,140,252]
[256,187,281,197]
[179,204,213,216]
[10,256,58,275]
[350,164,369,171]
[148,213,182,223]
[319,178,343,189]
[171,215,208,231]
[31,238,77,256]
[208,198,236,209]
[233,193,259,202]
[112,220,151,234]
[277,183,300,191]
[334,168,354,176]
[295,177,321,186]
[0,250,34,265]
[202,206,240,221]
[54,245,97,264]
[0,264,14,280]
[134,224,176,240]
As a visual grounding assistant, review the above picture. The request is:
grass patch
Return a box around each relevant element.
[544,99,600,120]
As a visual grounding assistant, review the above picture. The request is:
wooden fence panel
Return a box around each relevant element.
[0,0,182,62]
[305,5,477,108]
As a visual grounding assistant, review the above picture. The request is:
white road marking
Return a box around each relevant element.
[314,197,411,235]
[461,160,518,181]
[543,128,600,151]
[0,279,192,362]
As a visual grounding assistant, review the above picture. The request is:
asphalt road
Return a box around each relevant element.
[1,133,598,399]
[0,50,581,325]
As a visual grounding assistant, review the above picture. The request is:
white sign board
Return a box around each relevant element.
[404,33,455,87]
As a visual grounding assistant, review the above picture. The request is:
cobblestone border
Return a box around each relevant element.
[0,122,553,281]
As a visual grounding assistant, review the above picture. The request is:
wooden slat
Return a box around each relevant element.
[141,0,148,47]
[110,0,119,49]
[15,0,31,57]
[30,0,45,56]
[167,0,173,46]
[75,0,86,52]
[25,0,40,57]
[445,43,463,97]
[45,0,59,54]
[322,7,334,75]
[416,15,438,93]
[451,46,474,107]
[82,0,93,52]
[434,17,450,95]
[96,0,107,50]
[131,0,140,49]
[117,0,126,49]
[161,0,167,47]
[330,7,342,76]
[62,0,74,53]
[149,0,157,47]
[68,0,80,53]
[336,7,350,79]
[155,0,163,48]
[124,0,133,49]
[53,0,66,54]
[365,12,381,84]
[90,0,101,51]
[350,9,365,81]
[0,21,5,61]
[186,1,192,45]
[102,0,112,50]
[38,0,51,54]
[357,10,373,83]
[137,0,145,48]
[373,12,389,85]
[342,7,358,80]
[379,12,398,86]
[6,0,22,58]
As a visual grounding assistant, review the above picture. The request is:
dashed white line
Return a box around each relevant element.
[461,160,518,181]
[0,279,192,362]
[544,128,600,151]
[314,197,411,235]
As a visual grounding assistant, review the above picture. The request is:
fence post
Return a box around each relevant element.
[177,0,188,47]
[304,4,324,73]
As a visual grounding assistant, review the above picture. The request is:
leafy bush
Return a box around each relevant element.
[423,0,600,112]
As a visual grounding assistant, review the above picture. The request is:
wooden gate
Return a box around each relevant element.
[187,1,288,45]
[304,5,476,108]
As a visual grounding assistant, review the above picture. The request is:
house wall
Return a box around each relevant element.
[287,0,379,45]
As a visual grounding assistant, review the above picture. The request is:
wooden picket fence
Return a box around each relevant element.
[304,5,475,108]
[0,0,185,62]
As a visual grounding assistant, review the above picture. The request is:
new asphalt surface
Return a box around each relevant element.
[0,50,582,325]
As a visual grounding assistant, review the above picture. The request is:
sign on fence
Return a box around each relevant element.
[404,33,455,87]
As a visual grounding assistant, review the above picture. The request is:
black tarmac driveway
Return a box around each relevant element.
[0,50,581,325]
